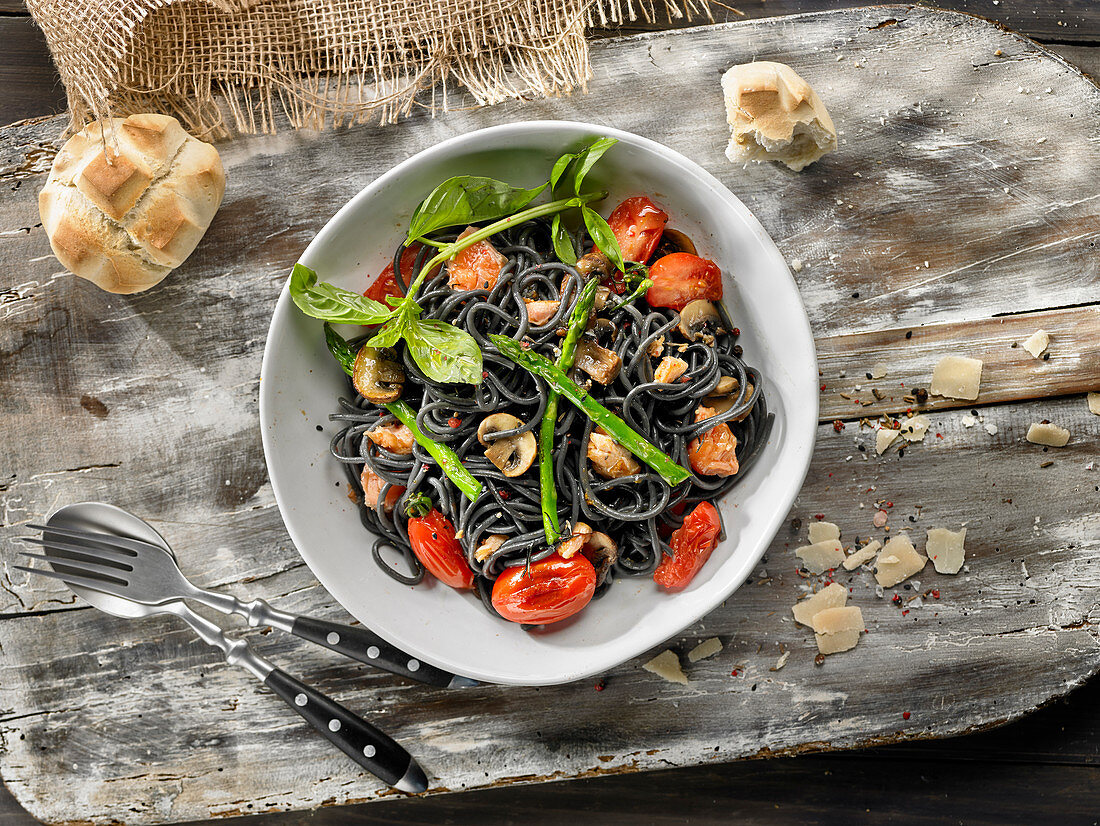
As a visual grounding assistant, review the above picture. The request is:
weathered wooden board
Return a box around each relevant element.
[1,5,1099,824]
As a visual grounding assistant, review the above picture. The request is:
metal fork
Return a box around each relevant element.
[18,508,475,689]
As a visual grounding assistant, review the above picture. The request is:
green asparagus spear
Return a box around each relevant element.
[384,401,483,502]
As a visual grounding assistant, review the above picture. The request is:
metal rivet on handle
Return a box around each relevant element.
[366,646,380,659]
[329,719,341,732]
[407,659,420,672]
[363,745,376,758]
[294,693,307,706]
[326,632,340,645]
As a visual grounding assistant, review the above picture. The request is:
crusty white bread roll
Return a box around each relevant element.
[721,61,837,172]
[39,114,225,294]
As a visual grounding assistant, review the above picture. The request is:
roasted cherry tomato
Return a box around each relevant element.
[491,552,596,624]
[646,253,723,312]
[408,510,475,590]
[605,196,668,264]
[365,243,438,303]
[653,502,722,590]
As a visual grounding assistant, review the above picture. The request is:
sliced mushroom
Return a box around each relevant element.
[474,533,508,563]
[677,300,723,342]
[656,227,698,257]
[353,346,404,403]
[575,340,622,384]
[558,522,593,559]
[654,356,689,384]
[594,285,612,311]
[587,430,641,479]
[477,413,537,477]
[581,531,619,586]
[576,250,612,280]
[706,377,756,421]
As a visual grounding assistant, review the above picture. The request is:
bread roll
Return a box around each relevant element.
[721,62,837,172]
[39,114,225,294]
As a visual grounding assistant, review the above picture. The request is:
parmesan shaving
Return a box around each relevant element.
[874,534,926,587]
[791,582,847,627]
[643,650,688,685]
[926,527,966,575]
[842,539,881,571]
[808,521,841,544]
[870,363,888,379]
[796,539,845,574]
[1023,329,1049,358]
[1026,422,1070,447]
[930,355,983,401]
[812,606,864,655]
[687,637,723,663]
[1087,392,1100,416]
[899,414,931,442]
[876,428,900,455]
[773,651,790,671]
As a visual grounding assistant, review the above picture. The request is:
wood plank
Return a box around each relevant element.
[816,304,1100,421]
[2,7,1100,823]
[0,17,66,128]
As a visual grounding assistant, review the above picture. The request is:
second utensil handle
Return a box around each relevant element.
[290,616,457,687]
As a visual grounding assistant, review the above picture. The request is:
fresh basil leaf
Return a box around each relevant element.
[550,214,577,265]
[324,323,358,376]
[550,153,575,194]
[571,137,617,196]
[289,263,394,325]
[582,206,627,272]
[405,318,484,384]
[406,176,547,243]
[366,318,405,349]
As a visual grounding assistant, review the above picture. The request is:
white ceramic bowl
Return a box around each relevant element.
[260,121,817,686]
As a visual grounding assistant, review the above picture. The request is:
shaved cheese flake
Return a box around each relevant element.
[876,427,900,455]
[1087,392,1100,416]
[870,362,888,379]
[773,651,790,671]
[791,582,847,627]
[687,637,723,662]
[930,355,983,401]
[808,521,841,544]
[796,539,845,574]
[899,414,931,442]
[843,539,882,571]
[1026,422,1070,447]
[927,527,966,575]
[812,606,864,655]
[874,534,926,587]
[643,650,688,684]
[1022,329,1049,358]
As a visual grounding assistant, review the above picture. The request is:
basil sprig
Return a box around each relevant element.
[406,176,547,244]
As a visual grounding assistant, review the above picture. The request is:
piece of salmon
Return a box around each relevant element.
[587,430,641,479]
[361,467,405,512]
[654,356,689,384]
[366,421,414,455]
[447,227,507,292]
[524,299,560,326]
[688,405,739,477]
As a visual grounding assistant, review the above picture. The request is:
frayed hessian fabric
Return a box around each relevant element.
[25,0,707,139]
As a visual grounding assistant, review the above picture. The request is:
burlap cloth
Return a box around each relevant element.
[26,0,706,139]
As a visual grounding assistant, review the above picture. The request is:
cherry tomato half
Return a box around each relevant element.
[365,243,438,303]
[605,196,668,265]
[408,510,475,590]
[653,502,722,590]
[491,552,596,624]
[646,253,723,312]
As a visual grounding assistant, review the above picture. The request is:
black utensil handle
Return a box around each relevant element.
[291,616,457,687]
[264,667,422,790]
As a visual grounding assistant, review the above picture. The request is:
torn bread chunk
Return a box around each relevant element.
[927,527,966,575]
[1023,329,1050,358]
[930,355,983,401]
[874,534,927,587]
[688,637,723,663]
[791,581,847,627]
[1026,422,1070,447]
[643,649,688,684]
[721,61,837,171]
[876,427,900,455]
[796,539,845,574]
[843,539,882,571]
[1088,393,1100,416]
[899,414,931,442]
[812,606,864,655]
[808,521,841,544]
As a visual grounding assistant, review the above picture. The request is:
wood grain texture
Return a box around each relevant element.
[1,5,1099,824]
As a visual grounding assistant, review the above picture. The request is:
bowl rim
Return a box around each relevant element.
[259,119,819,684]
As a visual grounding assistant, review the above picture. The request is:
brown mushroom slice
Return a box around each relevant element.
[575,340,622,384]
[558,522,593,559]
[477,413,537,477]
[658,227,698,256]
[474,533,508,563]
[677,300,723,341]
[594,285,612,311]
[586,430,641,479]
[706,377,756,421]
[353,346,405,403]
[654,356,689,384]
[576,250,612,280]
[581,531,619,586]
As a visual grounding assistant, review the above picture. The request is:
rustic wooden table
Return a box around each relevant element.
[2,2,1099,824]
